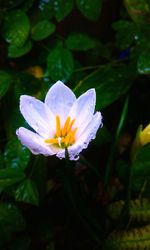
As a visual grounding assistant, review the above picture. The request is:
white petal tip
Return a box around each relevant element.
[20,94,31,103]
[54,80,64,85]
[88,88,96,95]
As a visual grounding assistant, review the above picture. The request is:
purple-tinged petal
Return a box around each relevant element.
[16,127,55,156]
[68,112,102,160]
[69,89,96,136]
[45,81,76,123]
[20,95,55,138]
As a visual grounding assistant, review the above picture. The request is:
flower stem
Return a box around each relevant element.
[58,148,102,243]
[73,64,105,72]
[104,95,129,185]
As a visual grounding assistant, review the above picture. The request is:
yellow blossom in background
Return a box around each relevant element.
[131,123,150,162]
[26,66,44,79]
[139,124,150,146]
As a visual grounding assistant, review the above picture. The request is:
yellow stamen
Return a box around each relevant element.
[45,138,58,144]
[56,115,61,137]
[69,138,75,144]
[61,138,65,143]
[64,133,71,146]
[67,118,75,133]
[64,128,78,146]
[45,116,77,148]
[62,116,71,136]
[69,128,78,144]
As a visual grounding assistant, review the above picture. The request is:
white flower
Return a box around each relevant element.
[16,81,102,160]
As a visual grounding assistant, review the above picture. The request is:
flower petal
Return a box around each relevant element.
[20,95,55,138]
[68,112,102,160]
[45,81,76,123]
[69,89,96,136]
[16,127,55,156]
[54,112,102,160]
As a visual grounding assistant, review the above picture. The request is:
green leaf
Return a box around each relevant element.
[31,20,56,41]
[37,0,54,20]
[0,168,25,190]
[47,45,74,81]
[4,137,31,171]
[0,71,12,99]
[35,0,74,22]
[138,48,150,74]
[74,63,137,110]
[53,0,74,21]
[132,144,150,193]
[8,40,32,58]
[15,179,39,205]
[3,10,30,47]
[76,0,102,21]
[112,20,138,49]
[66,32,96,51]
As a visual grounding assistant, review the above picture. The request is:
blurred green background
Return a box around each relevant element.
[0,0,150,249]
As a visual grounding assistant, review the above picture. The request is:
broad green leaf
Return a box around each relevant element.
[4,137,31,171]
[69,60,86,87]
[38,0,54,20]
[76,0,102,21]
[74,63,137,110]
[0,70,12,99]
[31,20,56,41]
[8,40,32,58]
[53,0,74,21]
[15,179,39,205]
[3,10,30,47]
[132,144,150,193]
[38,0,73,22]
[47,45,74,81]
[66,32,96,51]
[0,167,25,190]
[112,20,138,49]
[138,48,150,74]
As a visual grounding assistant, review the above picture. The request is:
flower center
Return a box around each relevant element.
[45,115,78,148]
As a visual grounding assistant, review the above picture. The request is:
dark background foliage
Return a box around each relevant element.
[0,0,150,249]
